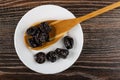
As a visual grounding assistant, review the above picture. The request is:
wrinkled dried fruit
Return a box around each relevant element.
[26,27,39,36]
[39,22,51,33]
[34,52,46,64]
[55,48,69,59]
[28,37,39,48]
[38,33,49,42]
[64,36,74,49]
[34,37,42,46]
[26,22,52,48]
[46,51,58,62]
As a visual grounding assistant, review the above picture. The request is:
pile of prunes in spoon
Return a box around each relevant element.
[26,22,51,48]
[26,22,74,64]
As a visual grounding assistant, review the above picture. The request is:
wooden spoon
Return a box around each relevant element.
[50,1,120,39]
[30,1,120,50]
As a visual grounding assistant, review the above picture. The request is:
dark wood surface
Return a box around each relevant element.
[0,0,120,80]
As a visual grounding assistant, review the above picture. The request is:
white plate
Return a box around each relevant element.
[14,5,83,74]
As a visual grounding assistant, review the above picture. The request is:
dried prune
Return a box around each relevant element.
[55,48,69,59]
[46,51,58,62]
[34,37,42,46]
[39,22,51,33]
[28,37,42,48]
[26,27,39,36]
[34,52,46,64]
[34,30,41,38]
[28,37,38,48]
[25,21,53,48]
[64,36,74,49]
[38,33,49,42]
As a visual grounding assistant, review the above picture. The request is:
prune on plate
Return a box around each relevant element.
[38,33,49,42]
[27,37,42,48]
[46,51,58,62]
[26,27,39,36]
[34,52,46,64]
[55,48,69,59]
[39,22,52,33]
[64,36,74,49]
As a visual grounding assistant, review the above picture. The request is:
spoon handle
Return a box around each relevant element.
[77,1,120,23]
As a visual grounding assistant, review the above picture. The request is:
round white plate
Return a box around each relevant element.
[14,5,83,74]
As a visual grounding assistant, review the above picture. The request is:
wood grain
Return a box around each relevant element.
[0,0,120,80]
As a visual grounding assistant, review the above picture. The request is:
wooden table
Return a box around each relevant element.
[0,0,120,80]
